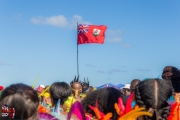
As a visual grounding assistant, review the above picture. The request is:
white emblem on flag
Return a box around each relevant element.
[93,29,100,36]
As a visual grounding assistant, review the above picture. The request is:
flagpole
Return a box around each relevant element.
[77,22,79,77]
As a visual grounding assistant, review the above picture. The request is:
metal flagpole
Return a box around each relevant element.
[77,22,79,77]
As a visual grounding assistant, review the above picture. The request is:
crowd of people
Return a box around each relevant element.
[0,66,180,120]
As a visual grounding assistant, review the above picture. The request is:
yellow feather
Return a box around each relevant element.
[119,107,152,120]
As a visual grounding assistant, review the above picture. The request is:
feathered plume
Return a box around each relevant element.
[168,93,180,120]
[119,107,152,120]
[67,101,87,120]
[89,100,112,120]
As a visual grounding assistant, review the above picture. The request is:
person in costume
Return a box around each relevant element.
[81,87,127,120]
[39,85,51,107]
[161,66,180,106]
[0,83,39,120]
[134,78,172,120]
[64,76,89,113]
[36,84,45,104]
[42,92,52,109]
[70,76,83,101]
[162,66,180,97]
[49,81,78,120]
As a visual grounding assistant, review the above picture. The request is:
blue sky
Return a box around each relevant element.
[0,0,180,88]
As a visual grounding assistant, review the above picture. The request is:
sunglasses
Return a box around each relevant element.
[123,88,130,92]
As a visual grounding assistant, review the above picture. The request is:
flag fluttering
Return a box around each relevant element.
[78,24,107,44]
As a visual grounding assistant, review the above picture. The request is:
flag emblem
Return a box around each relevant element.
[93,29,101,36]
[78,24,90,34]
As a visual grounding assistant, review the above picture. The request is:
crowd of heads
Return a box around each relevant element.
[0,66,180,120]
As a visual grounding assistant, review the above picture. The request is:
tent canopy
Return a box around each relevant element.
[96,83,123,89]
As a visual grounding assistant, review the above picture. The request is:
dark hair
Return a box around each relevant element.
[89,86,94,92]
[162,66,180,92]
[45,85,50,93]
[131,79,141,85]
[81,87,126,120]
[130,79,141,93]
[82,78,89,93]
[135,79,172,120]
[49,82,72,106]
[0,83,39,120]
[70,76,82,87]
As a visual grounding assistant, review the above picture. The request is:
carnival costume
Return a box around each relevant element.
[168,93,180,120]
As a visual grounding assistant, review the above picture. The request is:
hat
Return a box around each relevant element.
[40,85,45,88]
[37,85,45,92]
[0,86,4,90]
[123,84,130,89]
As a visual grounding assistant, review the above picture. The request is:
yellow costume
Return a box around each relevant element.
[64,96,77,112]
[43,92,52,107]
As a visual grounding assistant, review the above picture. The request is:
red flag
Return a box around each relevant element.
[78,24,107,44]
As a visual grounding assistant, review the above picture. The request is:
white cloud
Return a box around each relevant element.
[137,68,151,72]
[13,13,23,20]
[31,15,67,27]
[106,30,122,43]
[121,43,131,48]
[72,15,91,24]
[0,62,6,65]
[14,13,22,17]
[110,69,127,72]
[68,15,91,29]
[86,64,94,67]
[31,14,91,28]
[98,70,105,73]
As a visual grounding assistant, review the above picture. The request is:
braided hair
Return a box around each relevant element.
[70,76,82,87]
[82,78,90,93]
[135,79,172,120]
[162,66,180,92]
